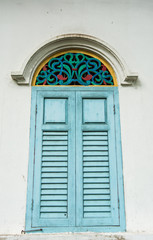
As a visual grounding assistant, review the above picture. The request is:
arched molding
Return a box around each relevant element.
[11,34,138,86]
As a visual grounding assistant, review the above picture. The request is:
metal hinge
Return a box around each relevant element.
[31,199,33,211]
[35,104,37,114]
[21,229,42,234]
[118,199,120,209]
[113,104,116,114]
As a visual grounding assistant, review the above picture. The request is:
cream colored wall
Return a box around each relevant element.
[0,0,153,234]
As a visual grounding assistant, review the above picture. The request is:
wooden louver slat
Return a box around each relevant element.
[83,131,111,218]
[40,130,68,219]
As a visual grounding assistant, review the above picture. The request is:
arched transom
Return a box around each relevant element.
[32,50,117,86]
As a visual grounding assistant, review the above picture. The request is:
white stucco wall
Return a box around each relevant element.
[0,0,153,235]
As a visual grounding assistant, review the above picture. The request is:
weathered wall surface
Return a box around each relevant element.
[0,0,153,234]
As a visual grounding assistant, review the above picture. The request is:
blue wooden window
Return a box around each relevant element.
[26,87,126,233]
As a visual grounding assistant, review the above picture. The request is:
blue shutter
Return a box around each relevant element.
[76,91,119,226]
[32,91,76,227]
[26,87,125,232]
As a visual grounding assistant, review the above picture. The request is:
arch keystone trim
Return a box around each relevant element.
[11,34,138,86]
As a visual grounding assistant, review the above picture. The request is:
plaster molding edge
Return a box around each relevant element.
[11,72,28,85]
[121,73,138,86]
[11,34,138,86]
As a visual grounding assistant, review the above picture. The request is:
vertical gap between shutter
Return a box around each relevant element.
[75,91,77,226]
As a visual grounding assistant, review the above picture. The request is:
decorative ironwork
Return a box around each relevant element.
[35,52,114,86]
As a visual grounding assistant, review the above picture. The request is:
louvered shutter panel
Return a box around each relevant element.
[76,91,119,226]
[32,91,75,227]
